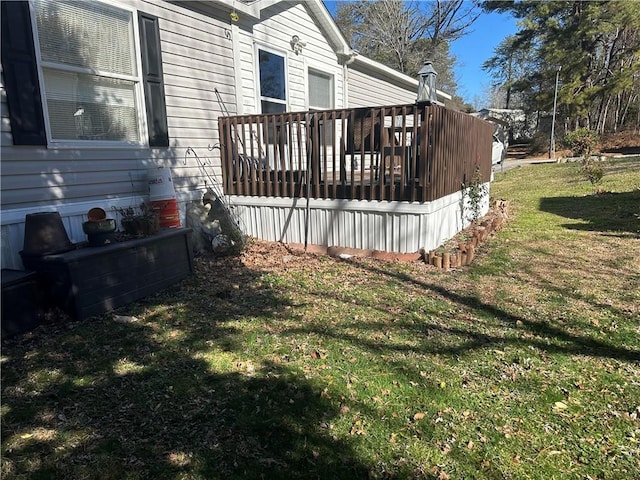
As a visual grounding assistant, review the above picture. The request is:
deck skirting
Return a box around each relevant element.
[228,182,490,254]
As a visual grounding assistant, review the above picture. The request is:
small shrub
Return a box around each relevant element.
[583,162,605,191]
[564,128,605,191]
[564,128,599,159]
[115,203,159,236]
[462,167,487,225]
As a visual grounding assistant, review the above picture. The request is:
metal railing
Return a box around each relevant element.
[218,104,493,203]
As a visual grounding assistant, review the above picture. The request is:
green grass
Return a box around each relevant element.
[2,159,640,479]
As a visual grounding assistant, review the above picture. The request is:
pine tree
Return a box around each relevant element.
[483,0,640,134]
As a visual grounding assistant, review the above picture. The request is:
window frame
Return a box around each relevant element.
[306,66,336,147]
[307,67,335,111]
[28,0,149,148]
[254,44,288,114]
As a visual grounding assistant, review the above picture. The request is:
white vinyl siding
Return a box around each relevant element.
[347,66,416,108]
[238,2,345,115]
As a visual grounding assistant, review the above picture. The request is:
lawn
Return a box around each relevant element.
[2,158,639,480]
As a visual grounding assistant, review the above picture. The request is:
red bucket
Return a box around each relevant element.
[150,199,181,228]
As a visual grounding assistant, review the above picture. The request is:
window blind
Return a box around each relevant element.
[34,0,136,77]
[308,70,332,109]
[42,68,139,141]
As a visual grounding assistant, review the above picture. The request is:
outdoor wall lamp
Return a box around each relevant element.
[417,61,438,104]
[290,35,306,55]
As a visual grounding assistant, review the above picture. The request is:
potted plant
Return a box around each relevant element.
[116,203,159,237]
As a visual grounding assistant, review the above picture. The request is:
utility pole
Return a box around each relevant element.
[549,66,561,159]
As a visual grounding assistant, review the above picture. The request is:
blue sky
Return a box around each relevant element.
[323,1,518,105]
[450,10,518,104]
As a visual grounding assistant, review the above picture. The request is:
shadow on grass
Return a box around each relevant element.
[1,254,369,479]
[504,244,639,324]
[286,260,640,364]
[601,146,640,155]
[539,189,640,237]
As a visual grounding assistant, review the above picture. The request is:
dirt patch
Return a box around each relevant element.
[599,130,640,155]
[510,131,640,160]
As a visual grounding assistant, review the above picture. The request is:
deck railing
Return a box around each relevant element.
[218,104,493,203]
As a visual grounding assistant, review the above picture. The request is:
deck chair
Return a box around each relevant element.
[231,141,265,181]
[345,109,385,179]
[346,109,381,155]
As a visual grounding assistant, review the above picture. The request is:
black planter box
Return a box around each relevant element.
[21,228,193,321]
[1,269,41,339]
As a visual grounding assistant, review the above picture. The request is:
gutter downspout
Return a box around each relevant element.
[342,52,357,108]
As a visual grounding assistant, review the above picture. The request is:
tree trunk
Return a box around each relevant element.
[613,93,621,133]
[620,92,637,130]
[599,95,612,134]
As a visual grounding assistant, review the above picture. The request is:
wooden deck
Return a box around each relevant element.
[219,103,493,203]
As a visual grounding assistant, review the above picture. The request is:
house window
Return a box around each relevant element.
[258,49,286,114]
[308,69,333,110]
[308,69,334,146]
[32,0,142,143]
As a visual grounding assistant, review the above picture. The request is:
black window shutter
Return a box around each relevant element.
[138,13,169,147]
[1,1,46,146]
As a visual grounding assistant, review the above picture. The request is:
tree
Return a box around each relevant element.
[482,35,534,109]
[483,0,640,134]
[335,0,481,97]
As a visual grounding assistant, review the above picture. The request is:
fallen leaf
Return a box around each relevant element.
[413,412,426,421]
[553,401,569,413]
[113,315,139,323]
[350,420,366,435]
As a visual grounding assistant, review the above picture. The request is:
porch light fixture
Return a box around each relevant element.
[417,61,438,104]
[290,35,306,55]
